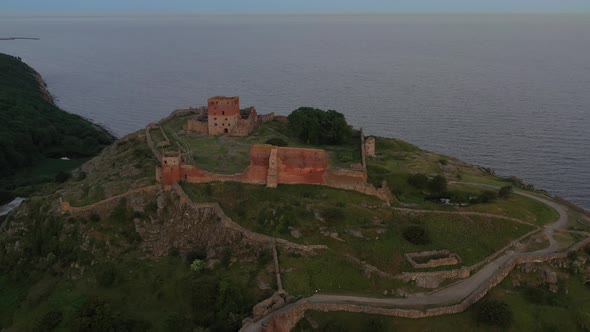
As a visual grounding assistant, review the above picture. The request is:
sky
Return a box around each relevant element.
[1,0,590,16]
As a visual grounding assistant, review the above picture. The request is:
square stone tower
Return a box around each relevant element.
[208,96,240,135]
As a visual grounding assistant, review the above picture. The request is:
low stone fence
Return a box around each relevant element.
[404,250,461,269]
[249,239,590,332]
[172,183,328,253]
[60,185,161,215]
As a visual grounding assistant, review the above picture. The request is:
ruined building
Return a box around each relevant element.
[184,96,273,136]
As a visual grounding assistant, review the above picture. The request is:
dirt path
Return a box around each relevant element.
[241,183,575,331]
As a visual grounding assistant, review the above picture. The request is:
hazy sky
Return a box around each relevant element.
[2,0,590,15]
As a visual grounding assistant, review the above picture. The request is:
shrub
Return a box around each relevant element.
[89,213,100,222]
[402,225,431,245]
[438,158,448,166]
[476,299,513,328]
[96,265,116,287]
[498,185,513,199]
[191,259,206,272]
[521,286,561,306]
[55,171,71,183]
[428,175,448,193]
[36,310,63,331]
[408,173,429,189]
[477,190,498,203]
[321,207,345,223]
[265,138,288,147]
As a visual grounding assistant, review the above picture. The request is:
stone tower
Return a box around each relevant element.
[208,96,240,135]
[364,137,376,158]
[161,151,182,185]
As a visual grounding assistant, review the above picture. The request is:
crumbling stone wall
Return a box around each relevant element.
[250,244,590,332]
[258,112,276,124]
[364,137,376,158]
[184,119,208,134]
[232,107,259,137]
[405,250,461,269]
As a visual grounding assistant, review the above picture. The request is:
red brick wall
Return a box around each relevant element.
[276,147,328,184]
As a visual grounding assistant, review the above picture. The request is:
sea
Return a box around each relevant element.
[0,15,588,209]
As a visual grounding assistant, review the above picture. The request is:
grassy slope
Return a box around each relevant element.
[296,269,590,331]
[0,53,115,192]
[0,96,581,330]
[161,117,361,174]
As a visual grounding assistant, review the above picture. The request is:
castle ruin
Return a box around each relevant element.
[184,96,274,137]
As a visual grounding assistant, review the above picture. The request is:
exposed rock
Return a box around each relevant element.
[257,278,271,290]
[290,229,301,239]
[549,284,559,293]
[348,229,364,238]
[542,268,558,284]
[383,290,389,296]
[415,276,442,289]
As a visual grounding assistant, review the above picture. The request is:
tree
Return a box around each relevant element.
[498,185,513,199]
[477,190,498,203]
[287,107,352,145]
[408,173,429,189]
[403,225,431,245]
[428,175,447,193]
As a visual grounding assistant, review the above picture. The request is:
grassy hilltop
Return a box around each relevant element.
[0,53,115,201]
[1,66,590,331]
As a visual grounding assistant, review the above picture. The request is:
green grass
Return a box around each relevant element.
[448,184,560,226]
[162,119,361,174]
[4,256,271,331]
[296,274,590,332]
[182,182,534,278]
[279,251,407,297]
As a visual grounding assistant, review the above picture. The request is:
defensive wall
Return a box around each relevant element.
[171,183,328,253]
[251,237,590,332]
[158,144,392,203]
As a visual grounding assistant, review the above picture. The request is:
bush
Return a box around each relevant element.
[408,173,429,189]
[89,213,100,222]
[521,286,561,306]
[428,175,448,193]
[476,299,513,328]
[36,310,63,331]
[96,265,116,287]
[321,207,345,223]
[403,225,431,245]
[476,190,498,203]
[498,185,513,199]
[439,158,448,165]
[265,138,288,147]
[55,171,71,183]
[191,259,206,272]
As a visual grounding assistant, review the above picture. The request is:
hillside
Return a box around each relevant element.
[0,53,115,197]
[1,104,589,331]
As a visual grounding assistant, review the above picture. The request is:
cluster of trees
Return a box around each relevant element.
[0,53,114,183]
[287,107,352,145]
[408,173,448,193]
[408,173,514,205]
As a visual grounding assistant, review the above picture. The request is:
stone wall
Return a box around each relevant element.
[60,185,161,216]
[232,107,259,137]
[184,119,208,134]
[258,112,276,124]
[364,137,376,158]
[250,243,590,332]
[405,250,461,269]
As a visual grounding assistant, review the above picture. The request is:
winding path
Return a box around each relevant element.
[241,183,580,331]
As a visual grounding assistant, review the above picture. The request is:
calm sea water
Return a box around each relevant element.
[1,15,588,209]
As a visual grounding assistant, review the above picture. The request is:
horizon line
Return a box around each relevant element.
[1,11,590,19]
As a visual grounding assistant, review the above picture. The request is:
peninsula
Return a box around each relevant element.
[1,62,590,332]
